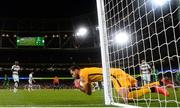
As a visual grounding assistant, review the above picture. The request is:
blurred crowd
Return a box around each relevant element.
[0,79,75,89]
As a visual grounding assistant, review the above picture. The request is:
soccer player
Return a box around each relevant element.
[140,60,151,85]
[28,72,35,92]
[11,61,20,93]
[152,66,158,82]
[3,74,9,89]
[176,72,180,85]
[53,76,60,90]
[70,66,169,103]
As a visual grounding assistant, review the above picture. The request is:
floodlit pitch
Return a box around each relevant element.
[0,89,179,107]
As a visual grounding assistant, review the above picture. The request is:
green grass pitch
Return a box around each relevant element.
[0,89,179,107]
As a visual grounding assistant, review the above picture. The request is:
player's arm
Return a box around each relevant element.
[11,65,14,71]
[79,82,91,95]
[79,77,92,95]
[18,66,21,72]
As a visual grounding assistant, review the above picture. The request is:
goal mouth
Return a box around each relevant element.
[96,0,180,107]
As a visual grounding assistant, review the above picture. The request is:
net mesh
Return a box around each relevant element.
[102,0,180,107]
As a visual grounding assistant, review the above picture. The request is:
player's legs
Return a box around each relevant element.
[54,83,59,90]
[5,81,9,89]
[142,74,147,85]
[127,88,151,100]
[112,77,151,101]
[13,74,19,93]
[127,81,169,100]
[119,85,169,101]
[127,81,159,100]
[143,80,178,93]
[111,78,128,103]
[111,69,137,102]
[146,74,151,84]
[142,81,160,88]
[28,80,33,91]
[111,69,169,101]
[53,84,56,90]
[113,77,169,102]
[3,81,7,89]
[142,74,150,85]
[143,80,176,88]
[14,81,18,92]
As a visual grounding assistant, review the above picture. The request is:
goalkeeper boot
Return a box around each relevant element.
[151,86,169,97]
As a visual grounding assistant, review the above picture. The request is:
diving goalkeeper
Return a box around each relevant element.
[70,66,170,103]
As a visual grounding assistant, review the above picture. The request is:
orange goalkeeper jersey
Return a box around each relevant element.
[79,67,137,88]
[53,76,59,84]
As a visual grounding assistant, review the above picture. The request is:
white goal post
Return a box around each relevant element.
[97,0,131,106]
[96,0,113,105]
[96,0,180,107]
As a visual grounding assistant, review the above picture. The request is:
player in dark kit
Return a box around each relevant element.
[3,74,9,89]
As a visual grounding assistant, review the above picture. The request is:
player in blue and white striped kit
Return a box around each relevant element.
[140,60,151,85]
[11,61,20,93]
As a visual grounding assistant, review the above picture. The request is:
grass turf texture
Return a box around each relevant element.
[0,89,179,107]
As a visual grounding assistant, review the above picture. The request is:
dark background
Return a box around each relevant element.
[0,0,179,79]
[0,0,96,18]
[0,0,101,78]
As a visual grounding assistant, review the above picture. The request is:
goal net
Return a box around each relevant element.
[96,0,180,107]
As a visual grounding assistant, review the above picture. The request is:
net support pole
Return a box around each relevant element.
[96,0,113,105]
